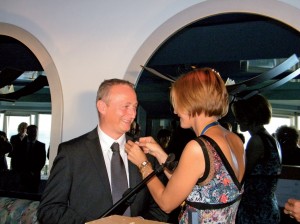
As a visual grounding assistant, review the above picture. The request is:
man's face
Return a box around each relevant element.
[27,127,37,141]
[99,84,138,139]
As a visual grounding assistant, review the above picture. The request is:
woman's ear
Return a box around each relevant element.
[97,100,107,114]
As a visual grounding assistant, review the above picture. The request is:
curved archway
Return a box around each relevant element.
[124,0,300,136]
[125,0,300,83]
[0,22,63,167]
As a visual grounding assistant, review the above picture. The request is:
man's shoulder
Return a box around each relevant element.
[35,140,46,147]
[59,128,97,148]
[56,129,99,157]
[10,134,18,141]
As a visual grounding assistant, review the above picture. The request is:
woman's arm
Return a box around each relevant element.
[126,139,205,213]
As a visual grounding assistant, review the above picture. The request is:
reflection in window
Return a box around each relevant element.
[0,113,3,128]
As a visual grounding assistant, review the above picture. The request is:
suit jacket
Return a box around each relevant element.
[8,134,25,159]
[9,136,46,193]
[10,133,24,145]
[37,128,168,224]
[10,136,46,175]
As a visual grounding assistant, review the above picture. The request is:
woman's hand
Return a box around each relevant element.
[125,140,148,167]
[284,198,300,221]
[138,137,168,165]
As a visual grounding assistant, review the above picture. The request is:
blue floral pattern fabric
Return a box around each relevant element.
[236,131,282,224]
[179,136,243,224]
[0,197,39,224]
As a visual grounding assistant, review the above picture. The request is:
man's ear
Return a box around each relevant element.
[97,100,107,114]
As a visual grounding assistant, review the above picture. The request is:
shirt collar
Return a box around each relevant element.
[97,125,126,153]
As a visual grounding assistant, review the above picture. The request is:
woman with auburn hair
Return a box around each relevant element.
[126,68,245,223]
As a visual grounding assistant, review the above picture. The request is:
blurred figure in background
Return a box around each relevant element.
[284,198,300,222]
[9,125,46,193]
[275,125,300,166]
[156,129,171,153]
[10,122,28,145]
[0,131,12,172]
[9,122,28,166]
[232,94,282,224]
[127,120,141,140]
[166,119,196,162]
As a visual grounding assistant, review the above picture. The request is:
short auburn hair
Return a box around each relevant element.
[170,67,229,118]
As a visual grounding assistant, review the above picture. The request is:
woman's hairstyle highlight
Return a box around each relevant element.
[170,67,229,118]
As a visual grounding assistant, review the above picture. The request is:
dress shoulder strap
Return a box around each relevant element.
[194,137,215,185]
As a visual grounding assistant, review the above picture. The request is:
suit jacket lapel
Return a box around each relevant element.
[128,160,139,188]
[86,128,112,200]
[125,135,140,187]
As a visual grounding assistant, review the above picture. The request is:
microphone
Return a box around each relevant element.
[163,153,178,172]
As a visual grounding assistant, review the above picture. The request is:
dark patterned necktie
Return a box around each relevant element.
[110,142,130,216]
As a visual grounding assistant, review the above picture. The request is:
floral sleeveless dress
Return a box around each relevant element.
[179,135,243,224]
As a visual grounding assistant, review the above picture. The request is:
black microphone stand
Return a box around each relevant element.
[99,154,176,218]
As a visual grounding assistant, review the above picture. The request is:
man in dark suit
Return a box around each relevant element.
[8,122,28,166]
[37,79,168,224]
[9,122,28,147]
[10,124,46,193]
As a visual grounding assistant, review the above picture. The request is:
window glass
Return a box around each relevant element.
[38,114,51,175]
[241,116,291,145]
[265,117,291,135]
[0,113,3,130]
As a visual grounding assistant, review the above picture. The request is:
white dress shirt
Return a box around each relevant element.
[97,126,130,190]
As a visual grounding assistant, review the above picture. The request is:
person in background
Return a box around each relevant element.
[126,68,245,223]
[127,120,141,140]
[9,125,46,193]
[156,129,171,152]
[37,79,168,224]
[10,122,28,145]
[166,119,196,162]
[231,94,282,224]
[0,131,12,172]
[275,125,300,166]
[284,198,300,222]
[8,122,28,166]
